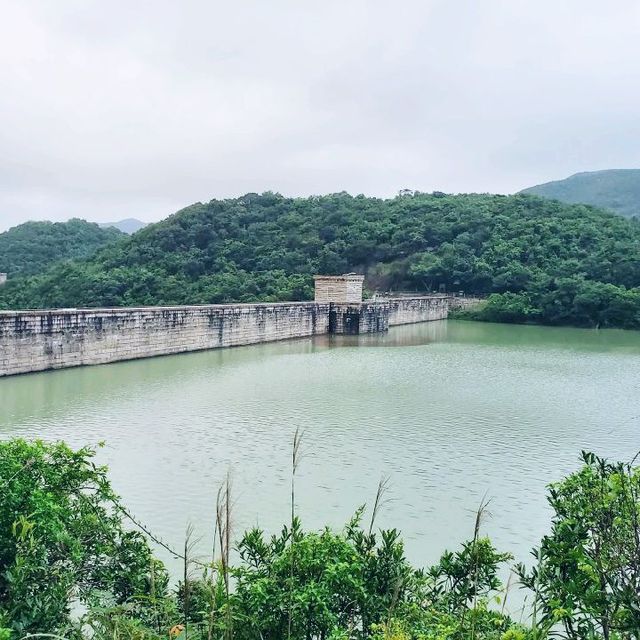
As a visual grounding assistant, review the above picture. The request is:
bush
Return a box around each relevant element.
[0,439,167,635]
[517,452,640,639]
[2,439,638,639]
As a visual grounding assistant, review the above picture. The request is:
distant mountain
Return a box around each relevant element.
[0,218,123,278]
[520,169,640,218]
[99,218,147,234]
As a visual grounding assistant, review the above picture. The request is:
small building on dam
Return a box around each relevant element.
[0,275,473,377]
[314,274,389,335]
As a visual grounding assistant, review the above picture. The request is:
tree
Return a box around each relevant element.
[0,439,167,635]
[517,451,640,639]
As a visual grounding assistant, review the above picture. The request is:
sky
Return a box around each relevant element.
[1,0,639,231]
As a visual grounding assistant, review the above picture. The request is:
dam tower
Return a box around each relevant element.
[314,274,388,335]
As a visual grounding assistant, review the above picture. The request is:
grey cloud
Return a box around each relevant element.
[0,0,639,230]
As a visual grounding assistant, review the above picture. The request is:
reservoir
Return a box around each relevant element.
[1,319,639,598]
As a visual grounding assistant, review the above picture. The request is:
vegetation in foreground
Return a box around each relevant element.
[1,437,639,639]
[0,219,123,279]
[1,192,639,329]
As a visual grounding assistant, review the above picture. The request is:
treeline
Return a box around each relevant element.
[1,192,639,328]
[463,283,640,329]
[0,218,123,278]
[1,439,639,639]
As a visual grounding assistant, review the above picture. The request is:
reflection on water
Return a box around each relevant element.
[324,319,640,352]
[1,320,639,614]
[316,320,450,348]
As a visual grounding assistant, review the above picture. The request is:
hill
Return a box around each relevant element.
[0,192,639,328]
[99,218,147,234]
[520,169,640,218]
[0,219,123,279]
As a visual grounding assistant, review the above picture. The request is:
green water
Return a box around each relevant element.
[1,320,639,607]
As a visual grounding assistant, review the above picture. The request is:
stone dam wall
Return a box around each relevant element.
[0,296,461,377]
[388,296,449,325]
[0,303,330,377]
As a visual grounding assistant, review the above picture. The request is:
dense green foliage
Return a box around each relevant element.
[518,452,640,639]
[1,439,639,639]
[465,281,640,329]
[520,169,640,219]
[0,439,165,635]
[0,192,639,329]
[0,218,123,278]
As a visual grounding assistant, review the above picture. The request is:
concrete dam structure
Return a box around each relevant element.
[0,275,467,377]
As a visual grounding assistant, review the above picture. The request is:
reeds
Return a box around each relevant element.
[368,475,390,536]
[289,427,304,640]
[182,523,196,639]
[467,494,491,640]
[214,472,233,640]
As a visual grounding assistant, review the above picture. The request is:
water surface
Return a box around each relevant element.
[1,320,639,606]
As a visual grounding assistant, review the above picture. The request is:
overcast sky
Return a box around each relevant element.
[1,0,639,231]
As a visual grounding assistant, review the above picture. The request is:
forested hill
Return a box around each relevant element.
[1,192,639,328]
[0,219,123,278]
[520,169,640,218]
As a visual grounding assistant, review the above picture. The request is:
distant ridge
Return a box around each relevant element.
[99,218,147,234]
[520,169,640,218]
[0,219,123,278]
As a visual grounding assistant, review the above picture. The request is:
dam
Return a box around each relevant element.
[0,274,470,377]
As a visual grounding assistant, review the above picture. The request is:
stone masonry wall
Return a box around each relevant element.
[0,295,460,377]
[0,302,330,377]
[447,296,483,311]
[313,275,364,303]
[330,302,390,334]
[388,296,449,325]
